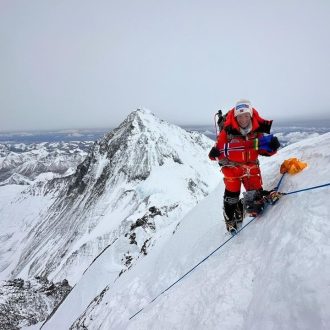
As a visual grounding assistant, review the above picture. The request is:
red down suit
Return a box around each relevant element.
[210,108,275,193]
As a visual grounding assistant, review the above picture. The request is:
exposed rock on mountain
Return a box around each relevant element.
[0,277,71,330]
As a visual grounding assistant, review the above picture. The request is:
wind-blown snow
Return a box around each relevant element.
[44,132,330,330]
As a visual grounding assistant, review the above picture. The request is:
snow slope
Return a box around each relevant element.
[0,185,55,280]
[44,132,330,330]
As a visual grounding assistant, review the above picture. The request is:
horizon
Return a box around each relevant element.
[1,113,330,134]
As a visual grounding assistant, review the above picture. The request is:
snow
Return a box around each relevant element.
[43,132,330,330]
[276,131,321,145]
[94,153,109,180]
[0,185,54,280]
[136,160,197,202]
[34,172,60,182]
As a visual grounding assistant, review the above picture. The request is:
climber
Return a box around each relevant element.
[209,99,280,233]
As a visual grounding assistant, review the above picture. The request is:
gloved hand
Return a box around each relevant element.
[209,146,220,159]
[257,134,280,153]
[269,136,280,151]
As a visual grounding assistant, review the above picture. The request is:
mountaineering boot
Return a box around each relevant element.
[227,225,237,235]
[243,190,265,216]
[223,190,240,234]
[234,198,244,225]
[223,209,238,235]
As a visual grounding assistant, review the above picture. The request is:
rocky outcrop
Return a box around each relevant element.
[0,277,71,330]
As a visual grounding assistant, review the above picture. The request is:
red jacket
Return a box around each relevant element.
[210,108,275,164]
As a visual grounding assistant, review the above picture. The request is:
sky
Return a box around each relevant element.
[1,0,330,131]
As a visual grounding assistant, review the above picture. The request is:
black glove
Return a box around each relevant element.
[209,147,220,158]
[269,136,280,151]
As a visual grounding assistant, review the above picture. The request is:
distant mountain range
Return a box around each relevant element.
[0,141,92,185]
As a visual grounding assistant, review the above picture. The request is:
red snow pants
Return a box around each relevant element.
[221,164,263,192]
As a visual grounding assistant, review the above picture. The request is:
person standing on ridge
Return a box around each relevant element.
[208,99,280,233]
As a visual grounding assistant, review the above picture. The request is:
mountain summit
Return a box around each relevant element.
[67,108,207,197]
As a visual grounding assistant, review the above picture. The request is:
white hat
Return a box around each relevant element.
[234,99,253,117]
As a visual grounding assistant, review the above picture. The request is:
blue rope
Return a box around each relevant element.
[129,174,286,320]
[274,172,286,191]
[283,182,330,195]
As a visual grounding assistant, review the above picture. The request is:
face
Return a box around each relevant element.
[236,113,251,128]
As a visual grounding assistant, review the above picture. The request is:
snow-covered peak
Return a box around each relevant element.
[66,108,212,196]
[107,108,160,139]
[5,109,218,290]
[125,108,156,126]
